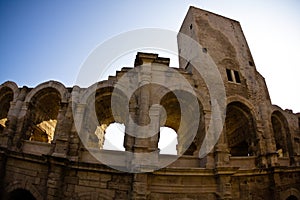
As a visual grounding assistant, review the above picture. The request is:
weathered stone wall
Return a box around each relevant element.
[0,6,299,200]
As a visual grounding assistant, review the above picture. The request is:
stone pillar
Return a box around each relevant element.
[73,103,87,144]
[68,121,80,160]
[46,160,65,200]
[13,102,30,150]
[258,103,278,168]
[256,121,273,168]
[214,126,230,168]
[199,111,216,168]
[52,102,71,158]
[215,170,235,200]
[148,104,161,152]
[3,87,27,149]
[132,67,151,152]
[131,174,148,200]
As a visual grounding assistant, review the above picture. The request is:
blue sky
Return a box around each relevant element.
[0,0,299,112]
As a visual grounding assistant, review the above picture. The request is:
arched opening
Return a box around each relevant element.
[26,88,61,143]
[287,195,298,200]
[271,111,293,158]
[160,89,204,156]
[84,86,128,150]
[7,188,36,200]
[103,122,125,151]
[0,87,13,134]
[158,126,177,155]
[225,102,257,156]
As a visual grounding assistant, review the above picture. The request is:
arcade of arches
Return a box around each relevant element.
[0,64,299,200]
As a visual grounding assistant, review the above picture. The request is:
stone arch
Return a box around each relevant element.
[24,80,68,103]
[0,85,15,134]
[271,110,293,158]
[153,82,210,114]
[79,80,115,104]
[0,81,20,101]
[7,188,36,200]
[225,101,257,156]
[23,86,62,143]
[159,89,205,156]
[281,188,300,200]
[82,85,128,150]
[219,58,239,71]
[5,181,43,200]
[226,95,259,121]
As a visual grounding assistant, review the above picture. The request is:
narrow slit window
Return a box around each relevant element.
[226,69,233,82]
[234,70,241,83]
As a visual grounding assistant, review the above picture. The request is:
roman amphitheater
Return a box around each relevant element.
[0,6,299,200]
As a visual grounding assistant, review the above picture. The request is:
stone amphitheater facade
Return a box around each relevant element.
[0,6,299,200]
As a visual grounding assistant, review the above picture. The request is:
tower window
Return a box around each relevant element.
[226,69,241,83]
[226,69,233,82]
[234,70,241,83]
[190,24,193,30]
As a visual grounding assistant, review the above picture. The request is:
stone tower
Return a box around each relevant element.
[178,6,284,168]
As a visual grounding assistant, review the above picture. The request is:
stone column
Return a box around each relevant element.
[215,169,235,200]
[46,159,65,200]
[73,103,87,144]
[258,103,277,168]
[132,67,151,152]
[214,128,230,168]
[52,102,71,158]
[4,87,28,149]
[131,174,148,200]
[199,111,215,168]
[13,102,30,150]
[147,104,161,152]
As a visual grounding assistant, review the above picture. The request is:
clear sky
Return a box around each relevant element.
[0,0,299,113]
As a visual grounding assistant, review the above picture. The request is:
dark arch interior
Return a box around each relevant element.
[271,111,293,158]
[0,87,14,133]
[26,87,61,143]
[84,86,128,149]
[8,188,36,200]
[160,89,204,156]
[272,114,286,156]
[225,102,256,156]
[286,195,298,200]
[160,91,181,132]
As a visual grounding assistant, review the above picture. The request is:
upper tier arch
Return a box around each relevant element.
[24,81,69,103]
